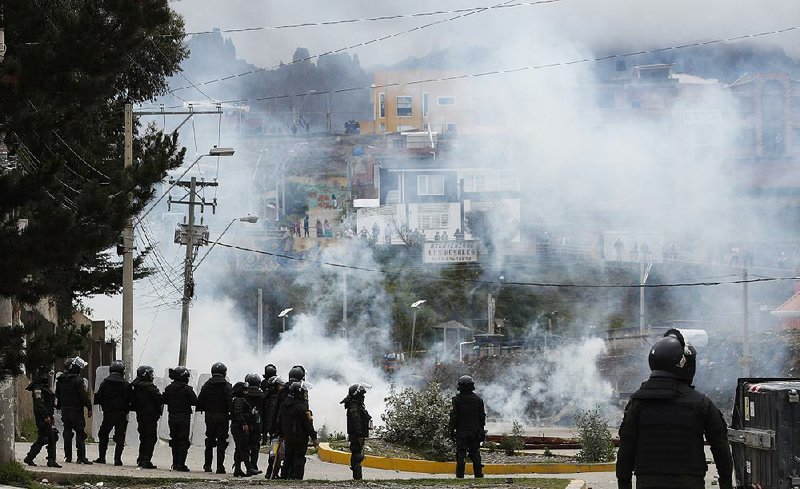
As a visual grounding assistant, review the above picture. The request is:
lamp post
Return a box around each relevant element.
[176,148,235,367]
[293,89,316,129]
[193,215,259,271]
[278,307,294,333]
[410,299,426,358]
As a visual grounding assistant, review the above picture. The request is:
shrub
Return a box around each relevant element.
[378,382,454,461]
[0,460,34,488]
[574,405,615,462]
[498,419,525,456]
[483,440,498,452]
[317,423,346,442]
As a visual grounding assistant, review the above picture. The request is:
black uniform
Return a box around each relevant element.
[260,379,276,442]
[93,371,131,464]
[55,373,92,463]
[24,378,59,466]
[130,377,163,468]
[264,382,284,478]
[343,394,371,479]
[163,379,197,470]
[196,375,232,473]
[245,385,264,471]
[617,375,733,489]
[448,390,486,478]
[276,391,317,480]
[231,392,255,476]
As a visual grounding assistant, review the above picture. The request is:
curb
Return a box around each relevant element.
[565,481,587,489]
[317,443,615,475]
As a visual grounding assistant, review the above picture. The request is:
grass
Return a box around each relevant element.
[0,460,35,488]
[330,439,430,460]
[16,418,38,442]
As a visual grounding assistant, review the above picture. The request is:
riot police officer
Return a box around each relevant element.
[260,364,277,444]
[231,382,258,477]
[264,375,285,479]
[23,368,61,468]
[244,373,265,474]
[276,381,318,480]
[616,329,733,489]
[93,360,131,465]
[196,362,232,474]
[341,383,372,480]
[55,357,92,464]
[272,365,306,478]
[448,375,485,478]
[163,366,197,472]
[130,365,163,469]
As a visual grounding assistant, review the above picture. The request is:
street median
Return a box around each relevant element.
[317,442,615,475]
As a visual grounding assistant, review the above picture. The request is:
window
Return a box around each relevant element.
[445,122,458,134]
[437,96,456,106]
[423,93,429,118]
[397,96,412,117]
[418,203,449,230]
[461,172,486,192]
[417,174,445,195]
[379,93,385,118]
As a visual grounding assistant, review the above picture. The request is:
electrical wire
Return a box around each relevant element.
[169,0,522,94]
[215,241,800,289]
[145,25,799,110]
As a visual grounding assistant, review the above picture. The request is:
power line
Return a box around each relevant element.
[169,0,525,94]
[148,25,798,109]
[179,1,561,37]
[216,241,800,289]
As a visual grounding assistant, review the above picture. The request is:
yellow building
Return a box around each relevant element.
[366,70,482,134]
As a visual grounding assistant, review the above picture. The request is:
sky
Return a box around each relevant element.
[170,0,800,70]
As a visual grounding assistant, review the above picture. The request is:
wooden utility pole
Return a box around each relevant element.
[122,103,133,379]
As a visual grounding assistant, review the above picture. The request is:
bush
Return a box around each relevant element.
[317,423,346,442]
[574,405,616,462]
[378,382,454,461]
[498,419,525,455]
[0,460,34,488]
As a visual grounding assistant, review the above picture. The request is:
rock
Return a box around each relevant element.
[41,479,48,484]
[96,483,104,487]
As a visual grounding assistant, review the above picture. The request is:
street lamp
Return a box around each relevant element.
[293,89,316,129]
[278,307,294,332]
[410,299,426,358]
[193,215,259,271]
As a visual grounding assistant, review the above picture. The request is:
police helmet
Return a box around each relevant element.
[169,366,190,382]
[264,364,277,379]
[348,383,368,398]
[457,375,475,392]
[648,335,691,380]
[288,381,308,395]
[109,360,125,374]
[268,375,285,387]
[64,357,87,374]
[211,362,227,376]
[232,381,247,396]
[245,373,261,386]
[288,365,306,381]
[136,365,155,381]
[663,328,697,384]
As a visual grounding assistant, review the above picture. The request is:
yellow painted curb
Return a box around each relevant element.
[317,443,616,475]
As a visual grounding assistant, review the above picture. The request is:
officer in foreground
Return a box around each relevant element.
[93,360,131,465]
[55,357,93,464]
[448,375,485,478]
[341,383,372,480]
[277,380,318,479]
[196,362,232,474]
[163,366,197,471]
[260,363,278,445]
[272,365,307,479]
[231,381,258,477]
[264,374,285,479]
[23,368,61,468]
[130,365,163,469]
[616,329,733,489]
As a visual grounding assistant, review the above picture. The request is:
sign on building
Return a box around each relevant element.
[423,241,478,264]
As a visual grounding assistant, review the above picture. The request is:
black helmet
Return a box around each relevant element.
[348,383,368,398]
[288,381,308,395]
[245,373,261,386]
[663,328,697,384]
[648,335,691,380]
[288,365,306,381]
[109,360,125,374]
[32,368,51,384]
[457,375,475,392]
[169,366,190,382]
[264,364,277,379]
[64,357,87,374]
[211,362,227,376]
[136,365,155,381]
[268,375,285,387]
[232,381,247,396]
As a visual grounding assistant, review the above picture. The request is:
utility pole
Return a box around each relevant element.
[742,267,751,377]
[257,288,263,356]
[171,176,217,366]
[122,103,133,379]
[342,271,348,338]
[639,261,652,336]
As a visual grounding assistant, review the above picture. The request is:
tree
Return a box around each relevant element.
[0,0,188,320]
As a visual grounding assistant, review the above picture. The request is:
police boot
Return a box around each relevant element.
[265,454,274,479]
[64,445,72,463]
[203,446,213,472]
[233,462,247,477]
[76,444,92,465]
[353,466,363,480]
[114,444,124,466]
[216,445,227,474]
[46,445,62,468]
[474,464,484,478]
[94,440,107,464]
[23,454,36,466]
